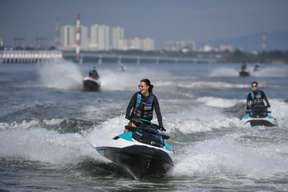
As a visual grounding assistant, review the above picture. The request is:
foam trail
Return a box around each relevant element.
[87,116,127,147]
[0,116,128,166]
[177,81,247,89]
[37,59,83,90]
[0,128,102,165]
[166,105,242,133]
[99,67,170,91]
[173,134,288,178]
[197,97,244,108]
[209,68,239,77]
[253,66,288,77]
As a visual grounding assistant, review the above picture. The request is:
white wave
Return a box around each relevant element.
[197,97,244,108]
[154,80,174,87]
[253,66,288,77]
[269,99,288,128]
[173,134,288,178]
[0,128,102,165]
[0,118,66,130]
[99,67,170,91]
[37,59,83,90]
[87,116,127,147]
[209,68,239,77]
[166,105,242,133]
[0,117,128,165]
[178,81,248,89]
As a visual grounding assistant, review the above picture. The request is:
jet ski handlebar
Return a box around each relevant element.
[131,118,165,131]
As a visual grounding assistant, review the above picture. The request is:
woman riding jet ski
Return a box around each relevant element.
[83,66,101,91]
[96,79,173,178]
[241,81,277,126]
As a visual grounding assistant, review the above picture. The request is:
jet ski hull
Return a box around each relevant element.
[239,71,250,77]
[83,79,100,91]
[241,113,277,127]
[96,145,173,178]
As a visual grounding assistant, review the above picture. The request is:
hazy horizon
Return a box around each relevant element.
[1,0,288,48]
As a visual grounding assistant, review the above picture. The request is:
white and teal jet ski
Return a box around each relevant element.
[96,123,173,178]
[241,107,277,127]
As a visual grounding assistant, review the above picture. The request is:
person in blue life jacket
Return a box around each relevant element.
[246,81,271,116]
[125,79,165,132]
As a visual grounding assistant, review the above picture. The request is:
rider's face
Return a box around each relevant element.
[138,82,149,95]
[251,84,257,91]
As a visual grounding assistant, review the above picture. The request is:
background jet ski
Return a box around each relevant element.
[241,106,277,127]
[95,121,173,178]
[83,67,101,91]
[239,63,250,77]
[253,64,260,72]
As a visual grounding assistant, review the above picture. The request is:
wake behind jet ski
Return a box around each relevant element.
[241,81,277,127]
[95,120,173,178]
[83,67,101,91]
[239,63,250,77]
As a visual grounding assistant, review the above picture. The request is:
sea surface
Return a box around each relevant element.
[1,60,288,192]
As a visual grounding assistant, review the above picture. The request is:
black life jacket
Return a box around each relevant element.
[133,92,155,122]
[250,90,265,107]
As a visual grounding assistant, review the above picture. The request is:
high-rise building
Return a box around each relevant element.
[118,39,128,50]
[90,24,99,49]
[125,37,155,50]
[128,38,141,50]
[142,38,154,50]
[80,25,89,49]
[111,26,124,50]
[90,24,111,50]
[98,25,110,50]
[60,25,76,49]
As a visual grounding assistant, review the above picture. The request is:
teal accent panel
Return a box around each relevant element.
[164,143,172,151]
[118,132,133,141]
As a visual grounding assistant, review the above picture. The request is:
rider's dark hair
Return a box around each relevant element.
[251,81,258,87]
[141,79,154,93]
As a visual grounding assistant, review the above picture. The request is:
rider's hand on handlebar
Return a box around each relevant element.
[159,127,166,132]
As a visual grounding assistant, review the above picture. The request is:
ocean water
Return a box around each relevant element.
[0,61,288,192]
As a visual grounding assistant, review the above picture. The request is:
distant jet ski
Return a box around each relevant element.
[95,123,173,178]
[253,64,260,72]
[83,77,101,91]
[239,70,250,77]
[239,63,250,77]
[83,68,101,91]
[241,106,277,127]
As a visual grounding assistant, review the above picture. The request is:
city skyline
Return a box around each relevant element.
[60,21,155,51]
[1,0,288,50]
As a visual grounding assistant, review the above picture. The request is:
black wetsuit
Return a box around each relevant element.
[246,90,270,110]
[125,92,163,128]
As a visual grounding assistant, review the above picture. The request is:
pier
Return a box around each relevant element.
[0,50,62,63]
[0,50,220,64]
[62,50,218,64]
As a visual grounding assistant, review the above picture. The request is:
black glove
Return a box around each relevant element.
[159,127,166,132]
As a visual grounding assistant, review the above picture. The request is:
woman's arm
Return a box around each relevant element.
[154,96,164,128]
[125,93,137,120]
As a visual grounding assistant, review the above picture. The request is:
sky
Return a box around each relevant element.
[0,0,288,48]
